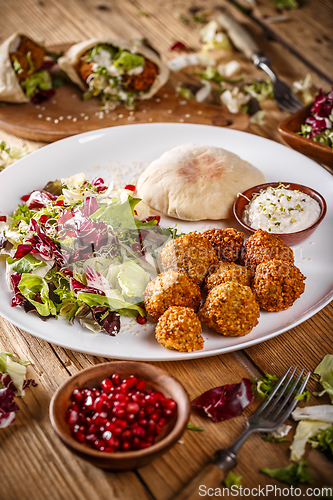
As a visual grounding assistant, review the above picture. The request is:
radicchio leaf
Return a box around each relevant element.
[0,387,19,415]
[28,219,65,266]
[25,190,57,210]
[71,277,106,296]
[191,378,254,422]
[311,89,333,118]
[92,307,120,336]
[85,265,112,291]
[10,272,26,307]
[0,231,7,250]
[84,197,99,217]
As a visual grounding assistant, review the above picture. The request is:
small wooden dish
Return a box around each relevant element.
[233,182,327,246]
[49,361,190,470]
[278,104,333,168]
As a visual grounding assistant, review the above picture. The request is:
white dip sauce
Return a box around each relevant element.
[243,184,321,233]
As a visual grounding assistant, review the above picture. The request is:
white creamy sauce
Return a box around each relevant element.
[91,49,113,69]
[243,185,321,233]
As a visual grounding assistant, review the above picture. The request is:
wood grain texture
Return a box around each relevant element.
[0,1,333,499]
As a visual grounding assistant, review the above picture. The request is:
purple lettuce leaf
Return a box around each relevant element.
[0,387,19,414]
[10,272,27,308]
[86,265,112,291]
[25,190,57,210]
[191,378,254,422]
[311,88,333,118]
[92,307,120,336]
[0,411,16,429]
[84,197,99,217]
[71,277,106,296]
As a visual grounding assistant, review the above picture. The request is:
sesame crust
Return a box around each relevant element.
[160,233,218,285]
[202,228,245,262]
[155,306,204,352]
[205,261,253,292]
[251,259,306,311]
[198,282,260,336]
[245,229,294,269]
[143,270,201,321]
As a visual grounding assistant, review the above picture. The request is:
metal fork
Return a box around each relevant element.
[174,366,311,500]
[217,12,304,113]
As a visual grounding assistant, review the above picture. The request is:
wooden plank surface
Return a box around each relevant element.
[1,1,333,499]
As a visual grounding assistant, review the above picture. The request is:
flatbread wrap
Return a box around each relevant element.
[137,143,266,221]
[58,39,169,108]
[0,33,54,103]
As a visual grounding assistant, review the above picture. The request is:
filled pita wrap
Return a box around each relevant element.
[137,144,266,221]
[0,33,53,104]
[58,39,169,107]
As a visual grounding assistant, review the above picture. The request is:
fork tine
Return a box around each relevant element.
[275,371,312,427]
[251,365,293,418]
[261,366,297,419]
[284,92,304,111]
[269,368,305,421]
[275,98,297,113]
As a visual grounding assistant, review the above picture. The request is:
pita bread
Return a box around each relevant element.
[137,143,265,221]
[58,39,169,100]
[0,33,29,103]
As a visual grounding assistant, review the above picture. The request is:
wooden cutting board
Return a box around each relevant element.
[0,45,249,143]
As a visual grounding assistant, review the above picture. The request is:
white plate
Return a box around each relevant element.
[1,124,333,360]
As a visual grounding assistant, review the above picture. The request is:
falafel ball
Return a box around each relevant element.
[205,261,252,292]
[160,233,218,285]
[144,270,201,321]
[251,259,306,311]
[245,229,294,269]
[202,228,245,262]
[10,36,46,82]
[198,282,260,336]
[155,306,204,352]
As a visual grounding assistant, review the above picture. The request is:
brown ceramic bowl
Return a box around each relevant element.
[233,182,327,246]
[49,361,190,470]
[278,104,333,168]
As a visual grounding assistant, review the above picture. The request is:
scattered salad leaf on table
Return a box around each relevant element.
[0,141,28,172]
[191,378,254,422]
[187,422,204,431]
[224,471,242,489]
[262,461,312,486]
[0,351,37,429]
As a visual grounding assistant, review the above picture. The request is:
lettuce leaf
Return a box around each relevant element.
[18,274,57,317]
[21,70,53,98]
[114,51,144,74]
[7,254,46,274]
[117,260,149,299]
[290,420,331,461]
[78,289,145,316]
[314,355,333,402]
[261,461,312,486]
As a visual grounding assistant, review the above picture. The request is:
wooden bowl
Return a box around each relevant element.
[233,182,327,246]
[49,361,190,470]
[278,104,333,167]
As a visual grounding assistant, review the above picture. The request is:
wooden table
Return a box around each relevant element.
[1,1,333,499]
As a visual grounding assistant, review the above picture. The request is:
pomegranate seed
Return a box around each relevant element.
[93,397,106,413]
[93,439,105,450]
[126,402,140,414]
[138,409,145,419]
[102,431,112,441]
[72,389,84,404]
[55,200,66,206]
[85,433,97,443]
[126,413,136,423]
[84,396,94,408]
[21,194,30,202]
[66,410,79,425]
[113,426,124,436]
[140,441,152,449]
[136,380,146,391]
[115,393,128,402]
[158,417,167,426]
[137,315,147,325]
[113,408,125,418]
[163,409,174,417]
[162,398,177,410]
[87,424,99,434]
[121,429,132,440]
[39,215,49,224]
[112,373,121,386]
[0,216,7,222]
[132,426,145,438]
[150,411,161,422]
[101,378,113,393]
[139,419,148,426]
[93,389,101,398]
[106,436,120,449]
[125,184,136,191]
[145,404,155,415]
[73,429,86,442]
[122,441,131,451]
[114,419,127,429]
[132,437,141,449]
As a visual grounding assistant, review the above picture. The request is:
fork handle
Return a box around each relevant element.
[173,463,226,500]
[217,12,261,61]
[173,450,237,500]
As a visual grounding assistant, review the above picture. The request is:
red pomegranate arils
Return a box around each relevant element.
[67,373,176,453]
[124,184,136,191]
